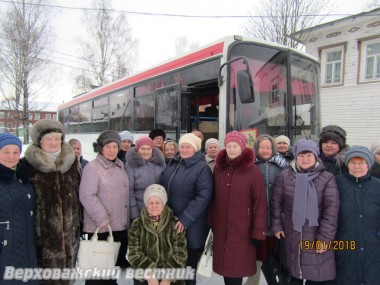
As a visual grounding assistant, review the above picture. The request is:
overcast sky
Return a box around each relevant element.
[0,0,375,103]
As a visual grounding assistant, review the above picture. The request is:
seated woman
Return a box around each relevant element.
[128,184,188,285]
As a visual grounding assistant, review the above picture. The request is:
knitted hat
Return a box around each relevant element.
[149,128,166,140]
[205,138,221,151]
[31,119,65,146]
[119,130,134,143]
[370,141,380,155]
[293,139,320,158]
[319,125,347,150]
[344,145,374,168]
[144,184,168,206]
[276,135,290,146]
[93,130,121,153]
[224,131,247,150]
[135,137,154,151]
[0,133,22,152]
[179,133,202,152]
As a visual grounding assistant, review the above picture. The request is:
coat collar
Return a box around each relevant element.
[140,206,172,234]
[216,148,255,172]
[96,153,124,169]
[24,142,76,174]
[126,146,165,168]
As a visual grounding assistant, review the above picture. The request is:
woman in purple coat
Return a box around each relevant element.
[271,139,339,285]
[210,131,267,285]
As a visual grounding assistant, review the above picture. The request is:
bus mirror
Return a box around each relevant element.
[237,70,255,104]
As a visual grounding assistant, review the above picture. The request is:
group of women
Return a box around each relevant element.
[1,120,380,285]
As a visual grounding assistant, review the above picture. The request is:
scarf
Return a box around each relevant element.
[43,148,62,161]
[292,167,320,232]
[149,214,161,230]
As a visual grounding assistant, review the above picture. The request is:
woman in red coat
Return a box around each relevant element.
[209,131,267,285]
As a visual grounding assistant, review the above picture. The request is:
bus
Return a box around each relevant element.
[58,35,320,159]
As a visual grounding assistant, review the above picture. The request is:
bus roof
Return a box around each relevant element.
[58,35,317,111]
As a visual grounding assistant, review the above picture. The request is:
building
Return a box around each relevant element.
[0,102,59,133]
[291,8,380,146]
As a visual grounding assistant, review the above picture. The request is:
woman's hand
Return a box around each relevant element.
[316,248,327,254]
[160,279,171,285]
[175,220,185,233]
[147,278,159,285]
[275,231,285,239]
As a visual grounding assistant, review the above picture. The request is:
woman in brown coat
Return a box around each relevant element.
[209,131,267,285]
[271,139,339,285]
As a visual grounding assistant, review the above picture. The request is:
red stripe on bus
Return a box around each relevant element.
[58,42,224,110]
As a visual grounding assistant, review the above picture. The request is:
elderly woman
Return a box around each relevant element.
[24,119,81,277]
[0,133,38,284]
[210,131,267,285]
[160,133,213,285]
[370,141,380,178]
[275,135,293,163]
[80,130,130,284]
[126,137,166,218]
[333,146,380,285]
[204,138,221,172]
[118,130,135,163]
[163,140,179,163]
[271,139,340,285]
[318,125,348,175]
[128,184,188,285]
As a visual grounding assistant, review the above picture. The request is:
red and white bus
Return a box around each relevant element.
[58,35,320,159]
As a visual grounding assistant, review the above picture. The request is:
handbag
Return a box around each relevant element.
[261,238,291,285]
[77,224,121,269]
[197,230,213,278]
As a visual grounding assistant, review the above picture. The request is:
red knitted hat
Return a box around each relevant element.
[224,131,247,150]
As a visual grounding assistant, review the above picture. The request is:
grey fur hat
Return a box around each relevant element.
[319,125,347,150]
[93,130,121,153]
[31,119,65,146]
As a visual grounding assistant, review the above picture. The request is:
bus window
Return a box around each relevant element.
[110,89,133,131]
[92,96,109,132]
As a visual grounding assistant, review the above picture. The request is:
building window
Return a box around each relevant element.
[45,114,51,119]
[359,39,380,82]
[320,45,344,86]
[34,113,40,120]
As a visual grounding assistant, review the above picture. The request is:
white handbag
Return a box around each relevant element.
[197,230,213,278]
[77,225,121,269]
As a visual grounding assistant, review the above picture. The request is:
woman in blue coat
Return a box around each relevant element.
[0,133,38,285]
[160,133,213,285]
[333,146,380,285]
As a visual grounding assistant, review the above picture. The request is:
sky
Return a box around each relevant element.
[0,0,376,104]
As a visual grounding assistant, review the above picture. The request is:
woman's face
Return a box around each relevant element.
[164,143,176,159]
[206,143,219,159]
[375,151,380,164]
[321,140,340,157]
[0,145,20,169]
[277,142,289,154]
[40,132,62,153]
[146,196,164,216]
[153,136,164,148]
[138,145,153,161]
[296,152,316,171]
[121,140,132,152]
[179,143,196,159]
[258,139,273,160]
[101,142,119,161]
[348,157,369,178]
[225,142,242,159]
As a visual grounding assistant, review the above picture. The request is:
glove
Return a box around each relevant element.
[251,239,263,246]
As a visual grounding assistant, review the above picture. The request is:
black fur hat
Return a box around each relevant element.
[319,125,347,150]
[149,128,166,140]
[93,130,121,153]
[31,119,65,146]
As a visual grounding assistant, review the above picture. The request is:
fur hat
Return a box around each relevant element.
[179,133,202,152]
[370,141,380,155]
[144,184,168,206]
[293,139,320,158]
[93,130,121,153]
[224,131,247,150]
[0,133,22,152]
[135,137,154,151]
[31,119,65,146]
[119,130,134,144]
[276,135,290,146]
[345,145,374,168]
[319,125,347,150]
[205,138,222,151]
[149,128,166,140]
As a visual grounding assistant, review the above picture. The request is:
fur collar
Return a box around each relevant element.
[24,142,76,173]
[216,148,255,172]
[126,147,165,168]
[140,206,172,234]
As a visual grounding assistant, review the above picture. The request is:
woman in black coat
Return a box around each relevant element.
[0,133,38,285]
[333,146,380,285]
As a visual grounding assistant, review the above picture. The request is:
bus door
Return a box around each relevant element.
[154,84,181,141]
[182,79,219,142]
